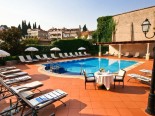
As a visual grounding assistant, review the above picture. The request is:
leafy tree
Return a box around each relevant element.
[83,24,88,32]
[97,16,116,42]
[22,37,39,45]
[0,25,8,29]
[0,26,23,55]
[92,31,98,43]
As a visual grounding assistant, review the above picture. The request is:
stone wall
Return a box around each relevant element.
[108,6,155,59]
[113,6,155,42]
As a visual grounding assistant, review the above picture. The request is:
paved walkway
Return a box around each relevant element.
[0,56,153,116]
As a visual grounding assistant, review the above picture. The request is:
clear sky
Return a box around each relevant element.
[0,0,155,31]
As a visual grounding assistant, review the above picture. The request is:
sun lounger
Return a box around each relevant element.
[140,69,152,77]
[18,56,33,63]
[133,52,140,58]
[0,66,16,71]
[127,73,151,84]
[35,55,46,61]
[3,75,31,85]
[43,54,52,60]
[0,69,21,75]
[17,89,68,116]
[0,78,35,101]
[10,81,43,93]
[64,53,72,58]
[75,52,80,57]
[78,52,85,56]
[109,52,115,56]
[0,71,28,79]
[26,55,39,62]
[69,52,76,57]
[59,53,67,58]
[51,53,59,59]
[103,51,109,56]
[83,51,91,56]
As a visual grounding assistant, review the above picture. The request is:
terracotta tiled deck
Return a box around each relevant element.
[0,56,153,116]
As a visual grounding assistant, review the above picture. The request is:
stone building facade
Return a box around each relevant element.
[108,6,155,59]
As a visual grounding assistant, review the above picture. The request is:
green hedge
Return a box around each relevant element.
[52,39,92,52]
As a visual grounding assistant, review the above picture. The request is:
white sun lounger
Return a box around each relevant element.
[84,52,91,56]
[19,56,33,63]
[0,66,16,71]
[4,75,31,85]
[43,54,52,60]
[0,78,35,101]
[64,53,72,58]
[0,72,28,79]
[78,52,84,56]
[17,89,68,116]
[26,55,39,62]
[69,52,76,57]
[59,53,67,58]
[35,55,46,61]
[133,52,140,58]
[51,53,59,59]
[75,52,80,57]
[10,81,43,93]
[124,52,130,57]
[127,73,151,84]
[0,69,21,75]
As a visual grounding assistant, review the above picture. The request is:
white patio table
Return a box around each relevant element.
[94,71,114,90]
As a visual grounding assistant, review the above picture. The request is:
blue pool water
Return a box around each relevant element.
[44,58,137,75]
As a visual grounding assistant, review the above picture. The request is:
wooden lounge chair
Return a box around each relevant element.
[26,55,39,62]
[18,56,33,63]
[133,52,140,58]
[51,53,59,59]
[59,53,67,58]
[16,89,68,116]
[69,52,76,57]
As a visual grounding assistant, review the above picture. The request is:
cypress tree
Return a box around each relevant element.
[18,24,21,31]
[83,24,88,32]
[33,24,35,29]
[38,25,41,29]
[34,22,37,29]
[27,22,31,29]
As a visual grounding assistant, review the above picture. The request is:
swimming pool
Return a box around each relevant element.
[44,58,138,75]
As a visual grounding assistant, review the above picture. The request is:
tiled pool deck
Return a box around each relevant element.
[0,56,153,116]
